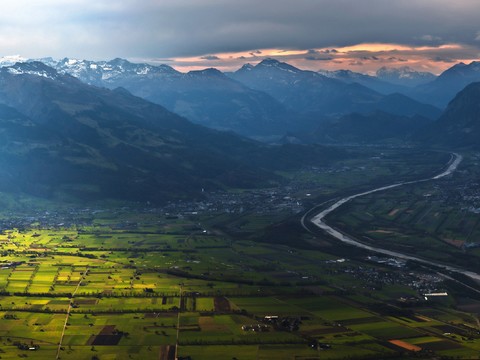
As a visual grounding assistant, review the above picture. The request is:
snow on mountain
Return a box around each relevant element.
[3,61,62,81]
[316,69,411,94]
[0,55,28,67]
[319,67,436,87]
[0,57,180,86]
[47,58,179,85]
[409,61,480,108]
[318,69,371,80]
[376,66,435,86]
[255,58,303,74]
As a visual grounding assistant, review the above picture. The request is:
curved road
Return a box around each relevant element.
[304,153,480,282]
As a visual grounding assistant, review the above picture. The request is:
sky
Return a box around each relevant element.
[1,0,480,74]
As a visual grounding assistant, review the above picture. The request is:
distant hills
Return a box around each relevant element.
[6,57,445,140]
[408,61,480,108]
[376,66,436,87]
[306,111,434,144]
[320,62,480,110]
[317,66,436,94]
[317,69,407,95]
[420,81,480,148]
[42,58,299,138]
[229,59,440,119]
[0,61,345,203]
[0,55,480,162]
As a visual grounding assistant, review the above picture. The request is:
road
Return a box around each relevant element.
[304,153,480,282]
[56,267,89,359]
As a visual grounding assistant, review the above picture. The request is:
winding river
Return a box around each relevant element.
[306,153,480,282]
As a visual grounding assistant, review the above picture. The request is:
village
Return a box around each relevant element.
[321,256,446,300]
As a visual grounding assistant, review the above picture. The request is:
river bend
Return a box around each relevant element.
[308,153,480,282]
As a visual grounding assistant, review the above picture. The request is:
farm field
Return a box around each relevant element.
[325,153,480,272]
[0,212,477,360]
[0,149,477,359]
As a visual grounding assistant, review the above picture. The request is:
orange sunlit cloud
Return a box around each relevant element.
[339,43,414,52]
[144,42,480,75]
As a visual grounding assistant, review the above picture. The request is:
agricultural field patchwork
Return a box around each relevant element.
[0,150,476,358]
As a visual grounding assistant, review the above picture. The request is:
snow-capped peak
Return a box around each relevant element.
[317,69,336,78]
[239,63,254,72]
[256,58,302,74]
[42,57,180,85]
[5,61,60,80]
[376,66,434,80]
[376,66,436,86]
[0,55,28,67]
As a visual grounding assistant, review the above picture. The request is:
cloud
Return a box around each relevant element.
[200,55,220,60]
[430,56,457,63]
[387,57,408,62]
[304,49,334,61]
[349,61,364,66]
[0,0,478,75]
[419,35,442,42]
[307,49,337,55]
[305,55,333,61]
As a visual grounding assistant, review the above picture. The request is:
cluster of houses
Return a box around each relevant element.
[241,324,269,332]
[161,187,304,216]
[327,258,445,296]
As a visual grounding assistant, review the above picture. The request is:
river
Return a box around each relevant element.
[307,153,480,282]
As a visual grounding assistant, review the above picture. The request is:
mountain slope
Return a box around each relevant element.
[421,81,480,148]
[318,69,408,94]
[230,59,440,119]
[376,66,436,87]
[47,58,300,138]
[410,61,480,108]
[308,111,433,144]
[0,62,343,202]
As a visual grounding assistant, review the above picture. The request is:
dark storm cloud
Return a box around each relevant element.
[1,0,480,60]
[126,0,480,58]
[1,0,480,78]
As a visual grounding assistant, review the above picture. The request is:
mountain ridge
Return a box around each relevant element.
[1,57,442,137]
[230,58,441,119]
[408,61,480,108]
[420,81,480,148]
[38,57,302,138]
[0,62,345,203]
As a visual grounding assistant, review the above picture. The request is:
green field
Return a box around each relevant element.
[0,149,476,359]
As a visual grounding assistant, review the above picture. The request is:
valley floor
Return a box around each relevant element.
[0,148,478,359]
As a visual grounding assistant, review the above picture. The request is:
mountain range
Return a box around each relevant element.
[375,66,436,87]
[319,62,480,110]
[0,61,344,203]
[306,111,434,144]
[0,56,479,205]
[39,58,300,138]
[420,81,480,148]
[229,59,440,119]
[408,61,480,108]
[6,57,445,139]
[317,69,408,95]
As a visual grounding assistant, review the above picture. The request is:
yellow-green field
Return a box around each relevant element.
[0,149,478,359]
